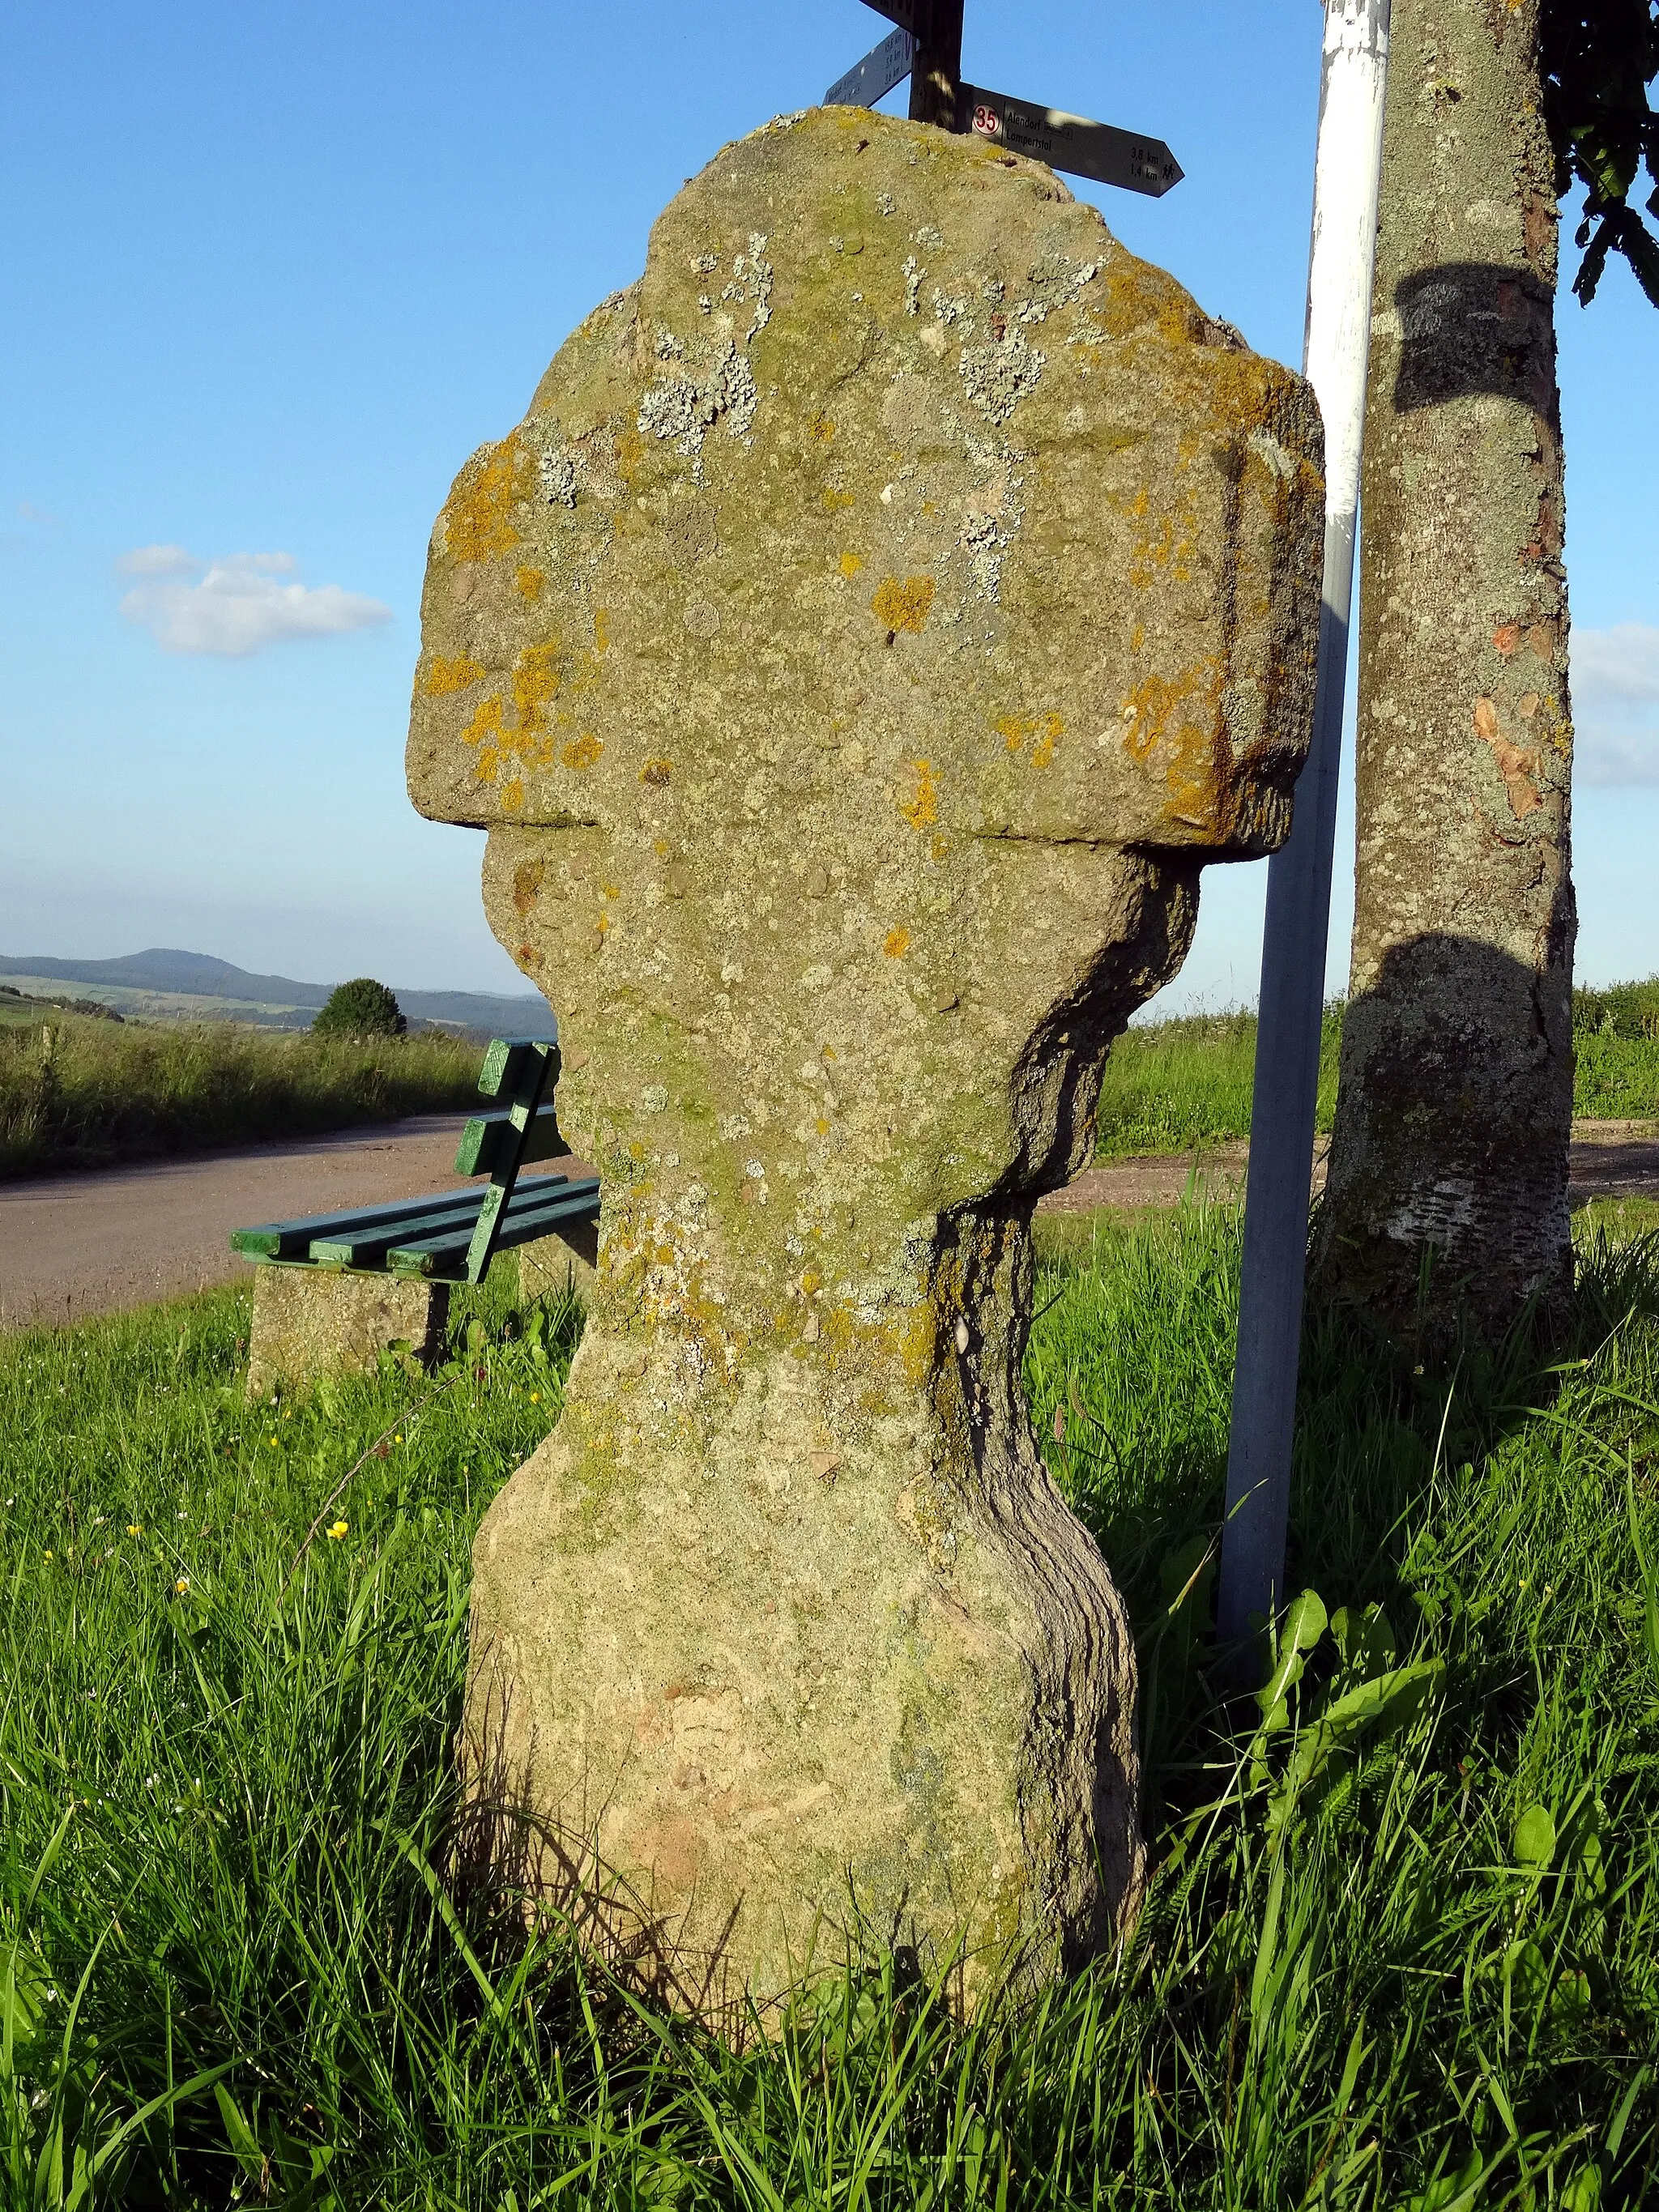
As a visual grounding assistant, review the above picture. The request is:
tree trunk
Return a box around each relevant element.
[1313,0,1576,1339]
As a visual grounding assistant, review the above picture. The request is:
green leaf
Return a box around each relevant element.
[1283,1588,1328,1656]
[1559,2167,1601,2212]
[1256,1589,1327,1726]
[1512,1803,1557,1867]
[1331,1601,1396,1678]
[215,2082,267,2183]
[1266,1660,1443,1837]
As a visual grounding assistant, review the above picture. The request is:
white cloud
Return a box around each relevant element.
[1571,623,1659,786]
[117,546,392,656]
[117,542,196,577]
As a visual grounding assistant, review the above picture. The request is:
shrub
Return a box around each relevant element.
[311,978,407,1038]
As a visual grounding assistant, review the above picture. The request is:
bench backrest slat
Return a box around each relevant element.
[463,1039,561,1285]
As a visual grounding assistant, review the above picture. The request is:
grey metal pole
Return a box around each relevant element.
[1217,0,1391,1652]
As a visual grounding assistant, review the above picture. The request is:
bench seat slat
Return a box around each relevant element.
[386,1179,600,1281]
[230,1183,485,1260]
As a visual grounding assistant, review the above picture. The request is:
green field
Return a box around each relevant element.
[1095,991,1659,1157]
[6,1213,1657,2206]
[0,1012,483,1178]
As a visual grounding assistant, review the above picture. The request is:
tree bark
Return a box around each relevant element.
[1313,0,1576,1338]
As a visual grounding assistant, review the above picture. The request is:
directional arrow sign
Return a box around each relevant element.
[826,23,915,109]
[960,84,1183,197]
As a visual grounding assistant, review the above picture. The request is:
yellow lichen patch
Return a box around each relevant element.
[594,607,612,656]
[640,757,672,786]
[1120,671,1209,763]
[511,641,563,732]
[477,748,499,783]
[930,833,949,863]
[501,777,525,812]
[425,651,486,697]
[838,551,864,578]
[871,574,935,634]
[1162,721,1218,823]
[442,436,530,563]
[462,696,505,748]
[884,927,910,958]
[997,712,1063,765]
[898,758,938,829]
[562,732,603,770]
[821,487,856,512]
[515,565,545,602]
[512,859,545,914]
[808,413,835,443]
[612,428,643,482]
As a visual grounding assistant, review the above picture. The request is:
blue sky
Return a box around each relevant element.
[2,1,1654,1004]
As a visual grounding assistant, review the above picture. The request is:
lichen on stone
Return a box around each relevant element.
[958,328,1046,424]
[638,335,759,465]
[407,104,1326,2031]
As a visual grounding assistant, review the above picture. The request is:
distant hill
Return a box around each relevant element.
[0,948,557,1039]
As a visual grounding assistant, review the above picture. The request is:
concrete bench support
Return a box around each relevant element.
[516,1218,597,1306]
[247,1266,450,1401]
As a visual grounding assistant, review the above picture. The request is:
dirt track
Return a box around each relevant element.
[0,1117,484,1328]
[2,1117,1655,1330]
[1038,1120,1659,1214]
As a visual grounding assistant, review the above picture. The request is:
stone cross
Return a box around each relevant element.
[408,106,1323,2024]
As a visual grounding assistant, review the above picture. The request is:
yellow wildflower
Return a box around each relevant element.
[175,1577,190,1594]
[326,1520,349,1541]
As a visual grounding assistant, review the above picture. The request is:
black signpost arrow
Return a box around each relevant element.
[959,87,1182,197]
[825,0,1182,199]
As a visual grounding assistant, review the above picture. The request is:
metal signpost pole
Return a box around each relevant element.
[1217,0,1392,1655]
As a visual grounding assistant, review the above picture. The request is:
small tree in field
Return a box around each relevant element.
[312,978,406,1039]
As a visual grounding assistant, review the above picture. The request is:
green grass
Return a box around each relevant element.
[0,1017,484,1178]
[5,1217,1659,2206]
[1095,989,1659,1157]
[1094,1010,1343,1157]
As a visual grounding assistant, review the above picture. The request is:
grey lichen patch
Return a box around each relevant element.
[538,439,578,509]
[1014,253,1101,323]
[638,335,760,464]
[958,328,1046,424]
[411,105,1325,2034]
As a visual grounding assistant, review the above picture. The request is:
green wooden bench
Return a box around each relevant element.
[232,1038,600,1397]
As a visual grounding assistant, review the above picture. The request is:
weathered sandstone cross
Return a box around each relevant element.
[408,105,1323,2021]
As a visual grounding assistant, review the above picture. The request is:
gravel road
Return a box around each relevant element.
[1038,1120,1659,1213]
[0,1116,484,1328]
